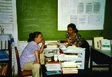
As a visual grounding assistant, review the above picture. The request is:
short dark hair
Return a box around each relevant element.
[67,23,78,33]
[27,31,42,42]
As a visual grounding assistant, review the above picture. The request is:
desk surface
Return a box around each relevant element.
[91,47,112,57]
[90,47,112,73]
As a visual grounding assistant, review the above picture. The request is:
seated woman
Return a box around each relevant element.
[20,31,45,77]
[66,23,90,69]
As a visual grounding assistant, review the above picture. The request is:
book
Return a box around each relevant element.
[46,70,62,75]
[0,64,8,76]
[45,64,61,71]
[2,64,8,76]
[62,67,78,74]
[61,61,78,68]
[1,41,5,50]
[93,37,103,49]
[0,51,9,61]
[101,39,111,50]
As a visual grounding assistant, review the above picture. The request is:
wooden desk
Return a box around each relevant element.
[41,65,91,77]
[90,47,112,73]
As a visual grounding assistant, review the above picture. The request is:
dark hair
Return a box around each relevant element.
[67,23,78,33]
[27,31,42,42]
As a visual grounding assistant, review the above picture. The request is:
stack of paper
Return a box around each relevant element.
[62,46,85,53]
[45,64,61,71]
[61,61,78,68]
[62,68,78,74]
[47,42,58,48]
[63,55,79,61]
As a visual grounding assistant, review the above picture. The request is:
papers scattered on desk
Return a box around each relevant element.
[61,46,85,53]
[46,42,58,48]
[44,48,59,52]
[45,64,61,71]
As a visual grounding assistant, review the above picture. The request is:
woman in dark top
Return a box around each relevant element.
[66,23,90,69]
[66,23,85,46]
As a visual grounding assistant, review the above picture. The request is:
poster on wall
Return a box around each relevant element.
[0,0,15,34]
[58,0,106,30]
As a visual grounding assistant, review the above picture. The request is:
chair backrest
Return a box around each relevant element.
[80,40,90,69]
[15,47,22,77]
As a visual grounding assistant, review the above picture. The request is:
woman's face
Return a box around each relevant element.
[67,27,74,35]
[35,34,43,43]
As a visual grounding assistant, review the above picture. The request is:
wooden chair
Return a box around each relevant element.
[15,47,32,77]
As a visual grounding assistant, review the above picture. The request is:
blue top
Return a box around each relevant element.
[20,41,40,70]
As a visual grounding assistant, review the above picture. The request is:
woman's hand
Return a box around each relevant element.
[66,38,71,46]
[33,61,40,64]
[73,42,77,46]
[41,39,45,46]
[39,39,45,53]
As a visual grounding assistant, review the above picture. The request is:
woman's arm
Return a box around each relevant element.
[66,38,71,46]
[39,39,45,53]
[34,50,40,64]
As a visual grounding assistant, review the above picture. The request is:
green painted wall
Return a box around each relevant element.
[17,0,112,41]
